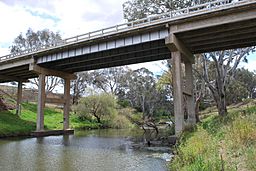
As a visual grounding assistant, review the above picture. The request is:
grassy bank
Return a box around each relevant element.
[0,102,102,137]
[169,101,256,171]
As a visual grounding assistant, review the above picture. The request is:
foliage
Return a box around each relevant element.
[86,67,128,95]
[123,0,214,22]
[197,48,255,116]
[10,28,63,94]
[71,72,90,104]
[170,102,256,171]
[10,28,61,52]
[73,93,117,123]
[234,68,256,98]
[226,79,248,104]
[110,114,132,129]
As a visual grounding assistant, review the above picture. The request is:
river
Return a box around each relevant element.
[0,129,169,171]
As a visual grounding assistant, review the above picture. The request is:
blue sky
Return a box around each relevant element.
[0,0,255,73]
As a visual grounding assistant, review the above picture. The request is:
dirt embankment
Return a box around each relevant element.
[0,89,16,111]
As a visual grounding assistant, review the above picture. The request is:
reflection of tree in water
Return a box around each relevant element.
[143,129,158,147]
[141,116,160,146]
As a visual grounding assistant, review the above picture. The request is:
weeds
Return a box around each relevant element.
[170,102,256,171]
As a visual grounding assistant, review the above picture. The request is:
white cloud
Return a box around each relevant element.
[128,60,168,75]
[240,52,256,71]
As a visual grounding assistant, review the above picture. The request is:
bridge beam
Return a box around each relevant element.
[166,33,196,135]
[165,33,194,63]
[29,63,76,80]
[0,75,28,83]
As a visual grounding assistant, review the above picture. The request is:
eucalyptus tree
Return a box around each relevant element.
[199,48,255,116]
[71,72,90,104]
[123,0,214,21]
[10,28,63,94]
[123,0,255,116]
[234,68,256,99]
[87,67,128,96]
[119,68,170,118]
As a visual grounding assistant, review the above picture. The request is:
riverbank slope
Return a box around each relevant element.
[0,103,102,137]
[169,100,256,171]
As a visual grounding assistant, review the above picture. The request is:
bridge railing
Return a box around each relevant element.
[0,0,251,62]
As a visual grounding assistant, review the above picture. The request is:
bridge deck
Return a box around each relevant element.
[0,0,255,83]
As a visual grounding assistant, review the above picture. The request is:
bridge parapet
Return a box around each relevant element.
[0,0,253,63]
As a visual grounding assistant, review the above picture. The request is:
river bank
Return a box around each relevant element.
[169,101,256,171]
[0,102,117,138]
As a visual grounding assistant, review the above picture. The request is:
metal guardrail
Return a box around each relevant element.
[0,0,252,62]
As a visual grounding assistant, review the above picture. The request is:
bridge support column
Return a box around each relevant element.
[172,51,184,135]
[185,62,196,125]
[63,78,71,130]
[166,33,195,136]
[37,74,45,131]
[16,81,22,116]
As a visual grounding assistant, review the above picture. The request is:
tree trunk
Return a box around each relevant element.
[216,94,227,116]
[94,114,101,123]
[195,97,201,123]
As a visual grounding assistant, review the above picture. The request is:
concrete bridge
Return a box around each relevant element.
[0,0,255,135]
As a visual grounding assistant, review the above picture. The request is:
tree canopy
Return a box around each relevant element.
[10,28,61,53]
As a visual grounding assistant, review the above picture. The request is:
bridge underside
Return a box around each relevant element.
[177,18,256,54]
[39,40,170,73]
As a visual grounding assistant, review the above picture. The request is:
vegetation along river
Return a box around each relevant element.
[0,129,170,171]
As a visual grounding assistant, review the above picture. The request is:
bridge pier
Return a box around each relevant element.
[16,81,22,116]
[166,33,196,135]
[37,74,45,131]
[185,62,196,125]
[63,78,71,130]
[29,64,76,134]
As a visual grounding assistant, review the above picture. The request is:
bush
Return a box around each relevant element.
[72,93,117,123]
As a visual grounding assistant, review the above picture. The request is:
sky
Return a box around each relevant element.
[0,0,255,74]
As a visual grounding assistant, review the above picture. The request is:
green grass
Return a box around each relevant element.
[0,102,103,137]
[0,110,35,137]
[170,101,256,171]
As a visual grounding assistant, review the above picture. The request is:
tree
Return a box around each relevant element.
[123,0,255,116]
[234,68,256,99]
[10,28,63,94]
[30,76,62,95]
[73,93,117,123]
[87,67,128,95]
[71,72,89,104]
[119,68,171,119]
[10,28,62,53]
[198,48,255,116]
[123,0,213,21]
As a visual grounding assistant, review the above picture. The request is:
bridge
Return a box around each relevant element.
[0,0,255,135]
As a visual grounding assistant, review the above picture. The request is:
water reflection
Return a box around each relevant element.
[0,129,168,171]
